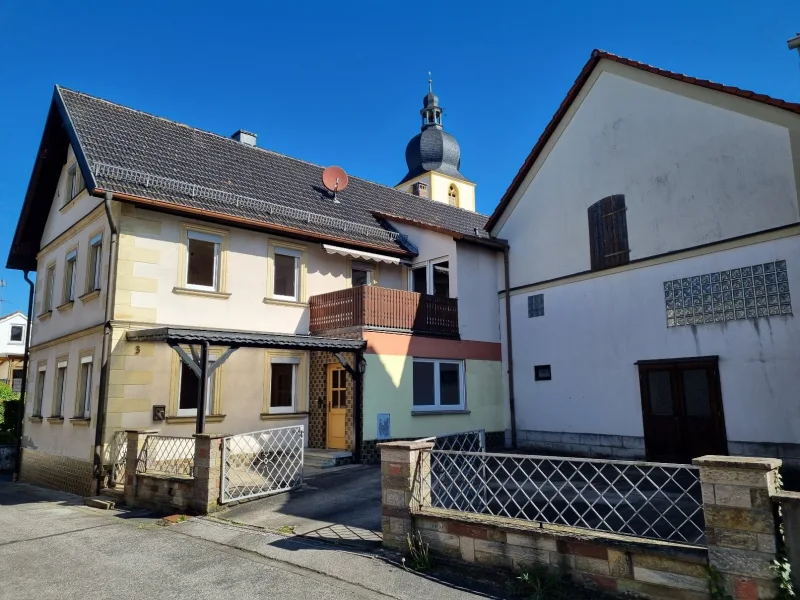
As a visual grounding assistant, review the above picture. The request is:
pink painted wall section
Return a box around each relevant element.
[363,331,502,361]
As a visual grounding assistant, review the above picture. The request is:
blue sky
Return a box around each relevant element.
[1,0,799,312]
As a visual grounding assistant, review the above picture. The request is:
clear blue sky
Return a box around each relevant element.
[1,0,799,313]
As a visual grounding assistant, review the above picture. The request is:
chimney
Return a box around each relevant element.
[411,182,429,198]
[231,130,257,147]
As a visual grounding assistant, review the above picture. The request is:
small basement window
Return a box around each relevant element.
[412,359,464,411]
[186,230,221,291]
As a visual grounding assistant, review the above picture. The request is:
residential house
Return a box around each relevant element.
[6,84,505,496]
[487,51,800,468]
[0,311,28,392]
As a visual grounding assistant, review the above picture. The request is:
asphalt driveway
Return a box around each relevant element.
[218,465,383,547]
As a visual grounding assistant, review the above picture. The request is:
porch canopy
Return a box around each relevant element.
[126,327,365,433]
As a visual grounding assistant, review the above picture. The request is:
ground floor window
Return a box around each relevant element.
[33,366,46,416]
[269,357,299,413]
[412,359,464,411]
[52,360,67,417]
[76,355,93,419]
[177,359,216,416]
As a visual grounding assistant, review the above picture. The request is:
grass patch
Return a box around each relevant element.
[277,525,296,535]
[402,530,433,572]
[508,564,568,600]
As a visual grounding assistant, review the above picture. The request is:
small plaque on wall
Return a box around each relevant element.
[377,413,391,440]
[152,405,166,421]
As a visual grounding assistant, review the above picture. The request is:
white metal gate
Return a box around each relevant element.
[220,425,304,504]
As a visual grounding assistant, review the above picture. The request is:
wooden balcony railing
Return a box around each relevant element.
[309,286,459,336]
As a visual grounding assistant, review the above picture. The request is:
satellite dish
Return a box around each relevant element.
[322,166,348,203]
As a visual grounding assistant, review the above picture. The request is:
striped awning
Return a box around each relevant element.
[322,244,408,265]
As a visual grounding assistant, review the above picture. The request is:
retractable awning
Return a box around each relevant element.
[322,244,409,265]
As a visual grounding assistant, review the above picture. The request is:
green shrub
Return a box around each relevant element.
[0,382,21,436]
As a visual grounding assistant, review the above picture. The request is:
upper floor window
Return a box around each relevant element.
[43,263,56,313]
[272,246,302,302]
[588,194,629,271]
[63,249,78,304]
[65,164,84,205]
[86,234,103,293]
[9,325,24,343]
[410,259,450,298]
[448,184,458,207]
[351,261,376,287]
[186,230,221,292]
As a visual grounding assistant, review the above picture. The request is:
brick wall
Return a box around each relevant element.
[19,448,93,497]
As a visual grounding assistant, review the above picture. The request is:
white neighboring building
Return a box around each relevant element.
[0,311,28,391]
[487,51,800,467]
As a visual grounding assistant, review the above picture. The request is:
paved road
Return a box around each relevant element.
[0,481,488,600]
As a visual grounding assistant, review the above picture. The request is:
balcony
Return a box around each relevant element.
[309,286,459,336]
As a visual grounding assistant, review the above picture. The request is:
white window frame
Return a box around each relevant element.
[185,230,222,292]
[53,360,68,417]
[78,355,93,418]
[176,358,216,417]
[34,365,46,416]
[64,249,78,303]
[408,257,450,297]
[88,233,103,292]
[412,358,465,412]
[66,164,84,204]
[272,247,301,302]
[9,324,24,344]
[44,264,56,312]
[351,261,374,287]
[268,356,300,414]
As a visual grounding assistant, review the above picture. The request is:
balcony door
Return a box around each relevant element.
[637,357,727,463]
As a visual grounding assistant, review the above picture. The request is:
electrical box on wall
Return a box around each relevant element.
[152,405,166,421]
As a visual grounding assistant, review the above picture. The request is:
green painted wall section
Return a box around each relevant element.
[362,354,504,440]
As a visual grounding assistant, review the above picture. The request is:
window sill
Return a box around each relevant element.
[70,418,91,426]
[79,289,101,303]
[263,297,308,308]
[172,287,231,300]
[28,416,43,423]
[56,301,74,313]
[59,198,77,213]
[46,416,65,424]
[411,409,471,416]
[165,414,226,424]
[37,310,53,322]
[260,411,308,421]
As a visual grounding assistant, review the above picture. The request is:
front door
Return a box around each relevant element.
[326,364,347,450]
[638,358,727,463]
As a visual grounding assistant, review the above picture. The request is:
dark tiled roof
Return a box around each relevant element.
[485,50,800,232]
[59,88,489,254]
[126,327,365,351]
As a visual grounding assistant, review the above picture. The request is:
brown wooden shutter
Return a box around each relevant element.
[588,194,629,270]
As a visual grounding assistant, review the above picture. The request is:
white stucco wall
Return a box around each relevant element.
[456,242,502,343]
[391,222,458,299]
[0,313,28,356]
[508,235,800,446]
[497,70,800,289]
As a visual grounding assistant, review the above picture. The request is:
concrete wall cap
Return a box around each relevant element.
[192,433,228,439]
[693,455,781,470]
[125,429,160,434]
[378,440,435,451]
[774,490,800,503]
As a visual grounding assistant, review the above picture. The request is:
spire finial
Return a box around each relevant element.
[428,71,432,93]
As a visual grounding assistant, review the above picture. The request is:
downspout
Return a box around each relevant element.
[92,192,118,495]
[503,247,517,449]
[13,271,35,481]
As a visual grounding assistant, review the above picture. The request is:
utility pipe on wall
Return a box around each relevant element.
[13,271,35,481]
[503,247,518,449]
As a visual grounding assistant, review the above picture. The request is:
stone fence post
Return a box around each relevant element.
[773,490,800,591]
[124,430,157,507]
[694,455,782,599]
[192,433,223,514]
[378,440,435,550]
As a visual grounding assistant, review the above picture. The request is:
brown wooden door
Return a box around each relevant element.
[638,358,727,463]
[326,364,347,450]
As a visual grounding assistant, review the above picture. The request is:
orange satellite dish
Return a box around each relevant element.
[322,166,349,193]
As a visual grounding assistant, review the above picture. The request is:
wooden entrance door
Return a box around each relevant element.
[638,358,727,463]
[326,364,347,450]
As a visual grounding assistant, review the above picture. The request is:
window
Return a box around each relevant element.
[351,261,375,287]
[9,325,24,343]
[65,164,84,204]
[44,263,56,312]
[86,234,103,293]
[412,359,464,411]
[432,261,449,298]
[448,184,458,207]
[11,370,23,393]
[534,365,552,381]
[411,265,427,294]
[186,230,221,291]
[53,360,67,417]
[76,355,93,419]
[177,359,216,417]
[273,247,301,301]
[63,249,78,304]
[409,260,450,298]
[269,357,300,413]
[33,366,46,417]
[528,294,544,318]
[588,194,629,271]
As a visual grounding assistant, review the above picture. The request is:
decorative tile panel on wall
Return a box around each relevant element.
[664,260,791,327]
[528,294,544,318]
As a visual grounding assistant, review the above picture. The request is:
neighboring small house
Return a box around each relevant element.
[487,51,800,466]
[0,311,28,392]
[6,83,505,496]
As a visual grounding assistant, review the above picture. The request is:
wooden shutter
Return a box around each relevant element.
[588,194,629,270]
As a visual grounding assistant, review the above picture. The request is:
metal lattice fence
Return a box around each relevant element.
[109,431,127,486]
[137,435,195,477]
[430,429,486,453]
[221,425,304,504]
[423,450,706,545]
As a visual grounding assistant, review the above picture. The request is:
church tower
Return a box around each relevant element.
[396,78,476,211]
